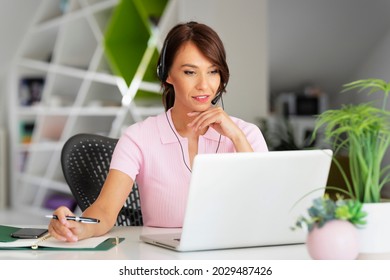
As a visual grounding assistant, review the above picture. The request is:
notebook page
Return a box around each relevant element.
[38,235,109,249]
[0,234,109,249]
[0,237,43,248]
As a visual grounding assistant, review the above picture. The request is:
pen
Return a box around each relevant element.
[45,215,100,224]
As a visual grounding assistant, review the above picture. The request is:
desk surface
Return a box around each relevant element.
[1,226,388,260]
[0,226,311,260]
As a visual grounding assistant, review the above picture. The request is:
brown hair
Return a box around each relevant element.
[157,21,230,111]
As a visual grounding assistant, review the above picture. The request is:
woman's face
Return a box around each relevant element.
[166,41,221,112]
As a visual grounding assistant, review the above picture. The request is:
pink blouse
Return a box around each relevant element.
[110,109,268,227]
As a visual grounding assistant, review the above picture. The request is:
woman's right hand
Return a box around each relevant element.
[48,206,85,242]
[48,170,134,242]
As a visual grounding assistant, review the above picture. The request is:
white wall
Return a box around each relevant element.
[0,0,41,206]
[178,0,268,123]
[344,27,390,107]
[0,76,5,126]
[0,0,42,128]
[268,0,390,109]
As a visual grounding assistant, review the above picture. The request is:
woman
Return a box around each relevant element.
[49,21,268,242]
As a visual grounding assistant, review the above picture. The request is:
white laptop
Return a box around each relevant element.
[140,149,333,252]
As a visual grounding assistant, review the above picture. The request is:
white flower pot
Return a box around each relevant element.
[358,202,390,253]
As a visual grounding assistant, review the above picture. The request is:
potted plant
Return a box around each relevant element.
[293,195,366,259]
[312,78,390,253]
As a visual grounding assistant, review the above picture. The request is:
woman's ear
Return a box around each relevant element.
[166,73,172,84]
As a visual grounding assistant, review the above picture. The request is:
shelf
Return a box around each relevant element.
[9,0,170,218]
[56,17,98,69]
[22,25,58,62]
[17,141,63,152]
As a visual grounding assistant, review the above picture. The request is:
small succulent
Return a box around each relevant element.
[293,194,367,232]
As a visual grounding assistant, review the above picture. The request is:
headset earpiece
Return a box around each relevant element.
[157,62,165,82]
[157,40,168,82]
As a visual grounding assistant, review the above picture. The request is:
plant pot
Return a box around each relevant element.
[358,202,390,253]
[306,220,359,260]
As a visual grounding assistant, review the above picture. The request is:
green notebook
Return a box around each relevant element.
[0,225,124,251]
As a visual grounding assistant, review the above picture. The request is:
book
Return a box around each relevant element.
[19,121,35,144]
[19,77,44,106]
[0,225,124,251]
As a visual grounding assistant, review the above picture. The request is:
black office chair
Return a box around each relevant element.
[61,133,143,226]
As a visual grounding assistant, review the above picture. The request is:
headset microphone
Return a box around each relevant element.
[211,93,222,105]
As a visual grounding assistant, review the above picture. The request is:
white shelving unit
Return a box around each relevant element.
[8,0,171,217]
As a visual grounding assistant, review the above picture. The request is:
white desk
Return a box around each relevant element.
[1,226,388,260]
[0,226,311,260]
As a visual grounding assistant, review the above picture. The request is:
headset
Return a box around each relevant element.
[157,39,223,106]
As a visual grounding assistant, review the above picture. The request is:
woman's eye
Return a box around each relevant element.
[184,70,196,75]
[210,70,219,75]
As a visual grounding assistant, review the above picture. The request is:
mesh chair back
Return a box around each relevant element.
[61,133,143,226]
